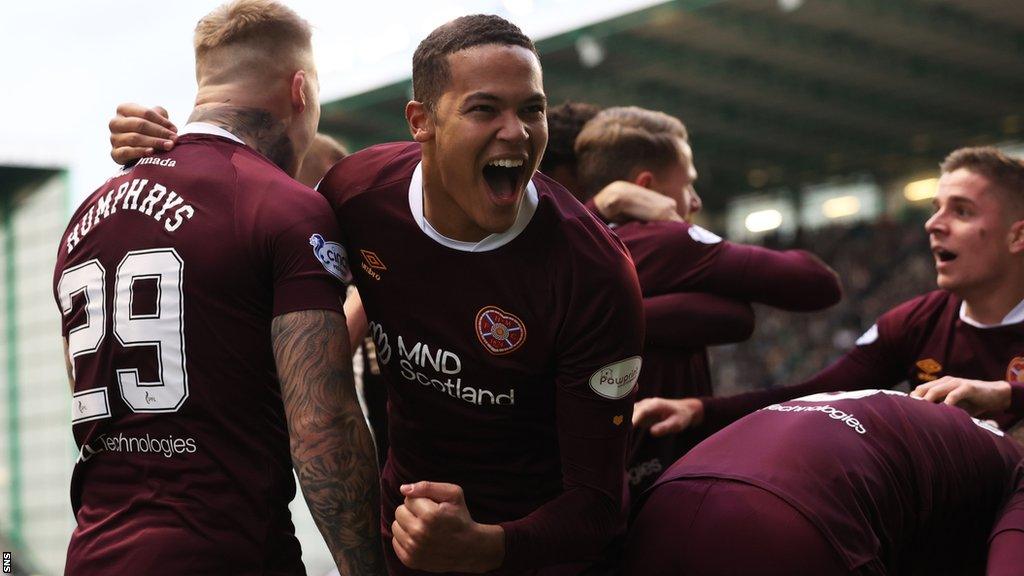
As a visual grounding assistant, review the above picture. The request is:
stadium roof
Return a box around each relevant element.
[319,0,1024,211]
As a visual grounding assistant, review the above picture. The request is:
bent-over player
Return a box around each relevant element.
[625,390,1024,576]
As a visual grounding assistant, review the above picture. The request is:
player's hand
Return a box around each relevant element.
[392,481,504,573]
[109,103,178,165]
[632,397,704,436]
[593,181,683,224]
[911,376,1012,417]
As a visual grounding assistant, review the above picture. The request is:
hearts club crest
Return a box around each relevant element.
[476,306,526,355]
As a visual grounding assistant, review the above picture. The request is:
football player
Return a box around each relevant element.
[624,390,1024,576]
[633,146,1024,436]
[574,106,842,494]
[110,14,644,575]
[58,2,382,573]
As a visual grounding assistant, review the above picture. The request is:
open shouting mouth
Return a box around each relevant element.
[482,157,528,206]
[933,247,958,263]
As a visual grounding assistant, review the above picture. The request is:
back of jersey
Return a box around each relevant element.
[53,129,347,575]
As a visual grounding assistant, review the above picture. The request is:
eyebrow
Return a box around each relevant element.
[462,92,548,105]
[948,195,977,205]
[934,194,977,208]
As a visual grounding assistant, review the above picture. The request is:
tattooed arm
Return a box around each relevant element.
[272,309,385,575]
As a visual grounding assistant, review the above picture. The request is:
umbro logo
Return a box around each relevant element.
[360,250,386,281]
[915,358,942,382]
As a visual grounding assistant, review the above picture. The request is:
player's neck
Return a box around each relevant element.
[189,100,296,176]
[961,271,1024,325]
[420,164,491,243]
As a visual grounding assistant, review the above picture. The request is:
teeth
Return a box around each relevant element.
[487,159,524,168]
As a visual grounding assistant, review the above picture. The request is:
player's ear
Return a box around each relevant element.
[634,171,654,189]
[1008,217,1024,255]
[406,100,434,143]
[290,70,308,114]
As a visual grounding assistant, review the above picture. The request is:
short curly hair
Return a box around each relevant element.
[412,14,538,112]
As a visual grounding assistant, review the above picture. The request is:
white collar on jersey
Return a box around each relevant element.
[178,122,246,145]
[407,161,539,252]
[959,297,1024,328]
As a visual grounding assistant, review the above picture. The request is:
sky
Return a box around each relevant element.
[0,0,662,202]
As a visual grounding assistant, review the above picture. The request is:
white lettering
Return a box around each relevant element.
[164,205,194,232]
[79,205,96,236]
[65,223,81,254]
[138,183,168,216]
[113,181,130,209]
[153,191,183,221]
[120,178,149,210]
[95,190,115,221]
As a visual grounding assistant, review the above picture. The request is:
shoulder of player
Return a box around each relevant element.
[616,219,694,239]
[545,205,638,287]
[866,290,953,346]
[880,290,953,326]
[318,141,420,206]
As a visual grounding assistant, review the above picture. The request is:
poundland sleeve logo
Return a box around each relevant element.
[309,234,352,283]
[589,356,642,399]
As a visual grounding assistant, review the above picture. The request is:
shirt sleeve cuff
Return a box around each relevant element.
[1009,381,1024,417]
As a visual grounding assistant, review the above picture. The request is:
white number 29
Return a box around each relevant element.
[58,248,188,413]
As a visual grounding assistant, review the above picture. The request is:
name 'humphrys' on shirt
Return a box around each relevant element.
[66,177,195,254]
[370,321,516,406]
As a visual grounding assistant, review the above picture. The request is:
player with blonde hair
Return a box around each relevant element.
[60,1,383,573]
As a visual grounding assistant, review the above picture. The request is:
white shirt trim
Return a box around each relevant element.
[178,122,246,145]
[959,297,1024,328]
[407,161,538,252]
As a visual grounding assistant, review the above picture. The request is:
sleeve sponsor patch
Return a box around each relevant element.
[687,225,723,245]
[855,323,879,346]
[589,356,642,399]
[309,234,352,283]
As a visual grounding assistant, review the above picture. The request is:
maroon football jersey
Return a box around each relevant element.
[703,290,1024,430]
[53,124,348,575]
[630,390,1024,575]
[612,219,841,494]
[318,142,644,574]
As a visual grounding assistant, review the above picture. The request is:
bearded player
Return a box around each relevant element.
[635,146,1024,437]
[59,2,382,573]
[624,390,1024,576]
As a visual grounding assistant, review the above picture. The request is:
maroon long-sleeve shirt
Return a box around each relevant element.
[702,290,1024,431]
[609,218,841,492]
[319,143,644,575]
[627,390,1024,575]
